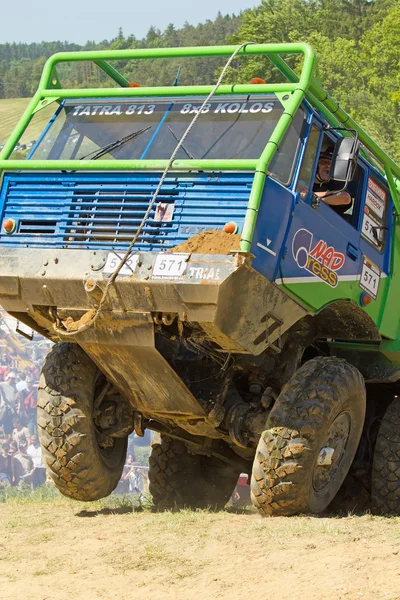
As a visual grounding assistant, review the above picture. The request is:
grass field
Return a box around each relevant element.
[0,98,57,146]
[1,489,399,600]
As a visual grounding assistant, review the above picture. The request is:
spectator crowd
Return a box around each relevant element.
[0,349,151,495]
[0,353,45,488]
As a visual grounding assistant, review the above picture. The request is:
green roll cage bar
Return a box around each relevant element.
[0,42,399,252]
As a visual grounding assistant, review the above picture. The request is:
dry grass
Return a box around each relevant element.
[0,98,57,146]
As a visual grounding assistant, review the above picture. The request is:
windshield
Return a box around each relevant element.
[31,96,305,184]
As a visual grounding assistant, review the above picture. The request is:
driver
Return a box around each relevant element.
[313,150,352,216]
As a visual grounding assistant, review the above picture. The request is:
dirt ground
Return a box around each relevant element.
[1,501,400,600]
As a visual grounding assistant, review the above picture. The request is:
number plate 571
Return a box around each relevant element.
[152,253,190,279]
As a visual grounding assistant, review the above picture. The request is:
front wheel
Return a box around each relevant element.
[38,343,128,501]
[251,357,366,516]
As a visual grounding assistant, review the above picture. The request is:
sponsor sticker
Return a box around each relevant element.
[360,257,380,300]
[362,178,387,248]
[366,189,385,220]
[154,202,174,223]
[292,229,345,287]
[368,178,386,203]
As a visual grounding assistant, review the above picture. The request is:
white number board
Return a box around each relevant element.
[103,252,140,275]
[152,253,189,279]
[362,213,381,247]
[360,257,380,300]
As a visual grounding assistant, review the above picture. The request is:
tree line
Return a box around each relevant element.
[0,0,399,160]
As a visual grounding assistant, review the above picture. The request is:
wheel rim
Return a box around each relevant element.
[313,411,351,492]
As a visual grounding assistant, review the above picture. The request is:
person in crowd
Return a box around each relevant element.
[16,372,27,393]
[130,465,145,495]
[1,353,11,368]
[20,377,37,436]
[31,362,41,381]
[0,372,18,435]
[8,440,17,455]
[0,440,12,485]
[27,435,46,488]
[122,454,145,495]
[118,454,135,493]
[6,440,18,486]
[12,416,30,446]
[12,439,34,486]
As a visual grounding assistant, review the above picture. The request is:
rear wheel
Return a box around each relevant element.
[371,396,400,515]
[251,357,366,516]
[149,435,240,510]
[38,342,128,501]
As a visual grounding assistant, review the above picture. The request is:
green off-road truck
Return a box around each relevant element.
[0,43,399,515]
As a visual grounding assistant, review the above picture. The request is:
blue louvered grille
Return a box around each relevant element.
[0,172,253,250]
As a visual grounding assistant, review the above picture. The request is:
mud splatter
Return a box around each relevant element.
[62,309,96,332]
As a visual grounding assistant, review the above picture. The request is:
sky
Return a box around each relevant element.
[0,0,257,45]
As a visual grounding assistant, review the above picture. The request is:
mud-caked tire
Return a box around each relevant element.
[149,436,240,510]
[251,357,366,516]
[371,397,400,515]
[37,342,127,501]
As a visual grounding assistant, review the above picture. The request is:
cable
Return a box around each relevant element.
[54,42,253,337]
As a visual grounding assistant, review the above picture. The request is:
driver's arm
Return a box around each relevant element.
[314,190,352,206]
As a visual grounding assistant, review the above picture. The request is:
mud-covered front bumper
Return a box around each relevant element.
[0,247,307,423]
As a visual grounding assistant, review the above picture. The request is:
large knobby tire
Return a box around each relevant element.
[251,357,366,516]
[149,435,240,510]
[37,342,127,501]
[371,397,400,515]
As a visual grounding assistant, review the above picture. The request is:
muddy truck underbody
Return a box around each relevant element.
[0,239,308,436]
[1,43,400,515]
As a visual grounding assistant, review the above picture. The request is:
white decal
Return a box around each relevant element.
[188,266,221,281]
[72,102,275,118]
[91,105,103,116]
[257,239,277,257]
[109,105,122,116]
[72,105,84,116]
[80,106,91,116]
[360,257,380,299]
[99,106,113,115]
[72,104,156,117]
[152,253,189,279]
[103,252,140,275]
[181,102,276,115]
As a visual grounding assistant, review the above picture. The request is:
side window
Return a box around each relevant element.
[268,109,306,186]
[361,176,389,252]
[297,127,366,230]
[296,125,320,197]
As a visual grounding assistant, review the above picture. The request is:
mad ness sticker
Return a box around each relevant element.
[292,229,345,287]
